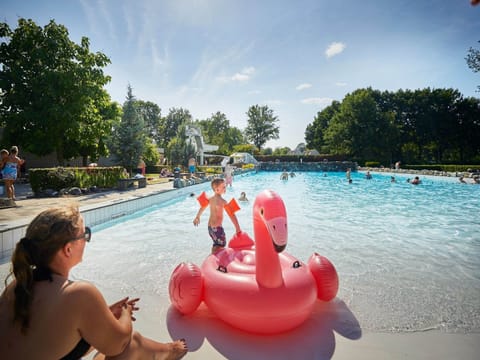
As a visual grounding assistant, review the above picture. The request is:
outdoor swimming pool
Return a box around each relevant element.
[72,171,480,334]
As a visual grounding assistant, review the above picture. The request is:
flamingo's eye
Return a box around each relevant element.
[260,208,264,216]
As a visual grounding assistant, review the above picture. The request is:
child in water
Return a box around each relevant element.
[238,191,248,202]
[193,178,242,253]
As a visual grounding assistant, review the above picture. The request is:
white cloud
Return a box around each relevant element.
[231,73,250,82]
[325,42,346,58]
[231,67,255,82]
[217,66,256,83]
[301,97,334,106]
[296,83,312,91]
[335,82,347,87]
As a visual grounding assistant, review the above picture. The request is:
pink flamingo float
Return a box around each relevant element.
[169,189,339,334]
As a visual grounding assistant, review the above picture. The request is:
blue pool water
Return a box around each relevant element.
[73,171,480,333]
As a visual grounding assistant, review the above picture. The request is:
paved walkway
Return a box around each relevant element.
[0,181,176,229]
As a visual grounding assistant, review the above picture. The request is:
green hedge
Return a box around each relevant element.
[29,167,125,194]
[365,161,381,168]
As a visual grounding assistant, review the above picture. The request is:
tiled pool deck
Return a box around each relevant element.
[0,181,200,262]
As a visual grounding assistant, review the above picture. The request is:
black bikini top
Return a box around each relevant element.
[60,338,91,360]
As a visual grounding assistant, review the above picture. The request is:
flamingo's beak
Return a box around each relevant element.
[264,216,287,252]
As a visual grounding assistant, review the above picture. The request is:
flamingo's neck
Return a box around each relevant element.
[254,218,283,288]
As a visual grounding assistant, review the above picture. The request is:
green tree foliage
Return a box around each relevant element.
[305,101,341,152]
[142,137,160,167]
[0,18,112,164]
[233,143,258,154]
[306,87,480,165]
[168,123,196,167]
[109,85,146,174]
[272,147,292,156]
[244,105,280,150]
[72,97,121,166]
[466,41,480,92]
[195,111,244,154]
[324,89,391,160]
[261,147,273,155]
[159,107,192,150]
[158,108,194,166]
[135,100,162,144]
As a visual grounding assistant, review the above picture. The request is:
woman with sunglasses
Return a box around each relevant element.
[0,204,187,360]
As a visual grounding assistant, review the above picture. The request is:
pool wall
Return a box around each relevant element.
[0,186,203,262]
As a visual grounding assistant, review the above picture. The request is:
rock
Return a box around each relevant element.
[68,187,82,196]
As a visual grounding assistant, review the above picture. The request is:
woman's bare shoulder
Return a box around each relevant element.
[63,280,106,305]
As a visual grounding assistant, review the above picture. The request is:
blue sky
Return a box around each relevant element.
[1,0,479,149]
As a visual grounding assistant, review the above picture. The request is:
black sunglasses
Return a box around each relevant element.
[69,226,92,243]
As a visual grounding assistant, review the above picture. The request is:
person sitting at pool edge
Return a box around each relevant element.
[0,204,188,360]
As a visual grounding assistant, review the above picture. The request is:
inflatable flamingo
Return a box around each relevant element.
[169,189,339,334]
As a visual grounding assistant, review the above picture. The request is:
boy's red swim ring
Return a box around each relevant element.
[169,189,339,334]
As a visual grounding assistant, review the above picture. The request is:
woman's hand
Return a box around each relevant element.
[110,297,140,321]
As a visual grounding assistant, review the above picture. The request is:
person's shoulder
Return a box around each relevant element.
[63,280,103,304]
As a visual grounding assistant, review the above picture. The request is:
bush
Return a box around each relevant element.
[365,161,380,167]
[29,167,125,194]
[197,166,222,174]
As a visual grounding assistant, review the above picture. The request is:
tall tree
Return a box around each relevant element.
[305,101,340,152]
[323,88,396,163]
[158,107,193,165]
[168,122,196,167]
[0,18,112,164]
[159,107,192,149]
[196,111,244,154]
[466,41,480,92]
[109,85,146,174]
[244,105,280,150]
[135,100,162,144]
[72,96,122,166]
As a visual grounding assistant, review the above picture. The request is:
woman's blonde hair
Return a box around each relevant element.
[8,204,82,333]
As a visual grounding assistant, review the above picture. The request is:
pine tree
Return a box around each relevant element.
[110,84,146,174]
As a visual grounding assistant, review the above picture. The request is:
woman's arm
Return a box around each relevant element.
[69,281,134,356]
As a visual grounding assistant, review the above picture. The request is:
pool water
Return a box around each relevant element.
[73,171,480,333]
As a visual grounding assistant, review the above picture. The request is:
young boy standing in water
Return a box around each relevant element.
[193,178,242,253]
